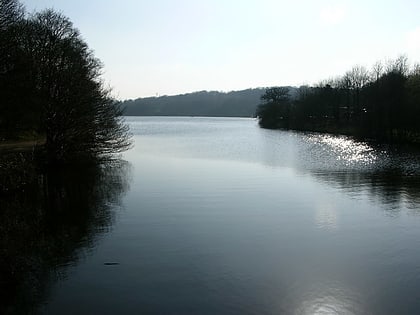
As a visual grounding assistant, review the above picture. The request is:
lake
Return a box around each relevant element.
[3,117,420,314]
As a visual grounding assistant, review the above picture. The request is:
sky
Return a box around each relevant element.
[22,0,420,100]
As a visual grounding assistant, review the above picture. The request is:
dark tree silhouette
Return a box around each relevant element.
[0,1,131,164]
[405,66,420,136]
[256,56,420,144]
[0,0,32,137]
[0,0,23,29]
[256,87,291,129]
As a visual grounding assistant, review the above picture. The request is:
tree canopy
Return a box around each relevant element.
[0,0,131,164]
[257,57,420,143]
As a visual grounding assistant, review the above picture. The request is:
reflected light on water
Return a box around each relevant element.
[310,134,377,165]
[315,203,338,231]
[297,295,356,315]
[295,284,363,315]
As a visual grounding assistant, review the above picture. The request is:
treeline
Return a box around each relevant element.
[0,0,131,164]
[257,56,420,143]
[122,88,273,117]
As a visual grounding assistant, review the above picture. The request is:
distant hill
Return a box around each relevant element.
[121,88,268,117]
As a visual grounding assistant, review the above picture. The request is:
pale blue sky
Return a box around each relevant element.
[22,0,420,100]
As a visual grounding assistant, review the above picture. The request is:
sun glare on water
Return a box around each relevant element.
[310,134,378,166]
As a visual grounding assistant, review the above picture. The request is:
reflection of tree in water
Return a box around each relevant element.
[0,159,131,314]
[311,169,420,212]
[292,133,420,212]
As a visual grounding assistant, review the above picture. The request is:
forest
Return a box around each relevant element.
[257,56,420,143]
[122,88,270,117]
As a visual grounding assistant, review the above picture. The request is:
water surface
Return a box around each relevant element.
[4,117,420,314]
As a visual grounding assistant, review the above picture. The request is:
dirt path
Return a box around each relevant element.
[0,139,45,152]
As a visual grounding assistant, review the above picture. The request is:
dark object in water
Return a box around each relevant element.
[103,262,120,265]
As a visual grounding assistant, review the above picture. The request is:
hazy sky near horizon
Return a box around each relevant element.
[22,0,420,100]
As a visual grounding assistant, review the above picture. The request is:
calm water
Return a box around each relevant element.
[2,117,420,314]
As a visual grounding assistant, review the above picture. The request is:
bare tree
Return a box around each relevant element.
[27,10,132,163]
[371,61,384,82]
[1,2,131,163]
[0,0,24,30]
[386,55,409,75]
